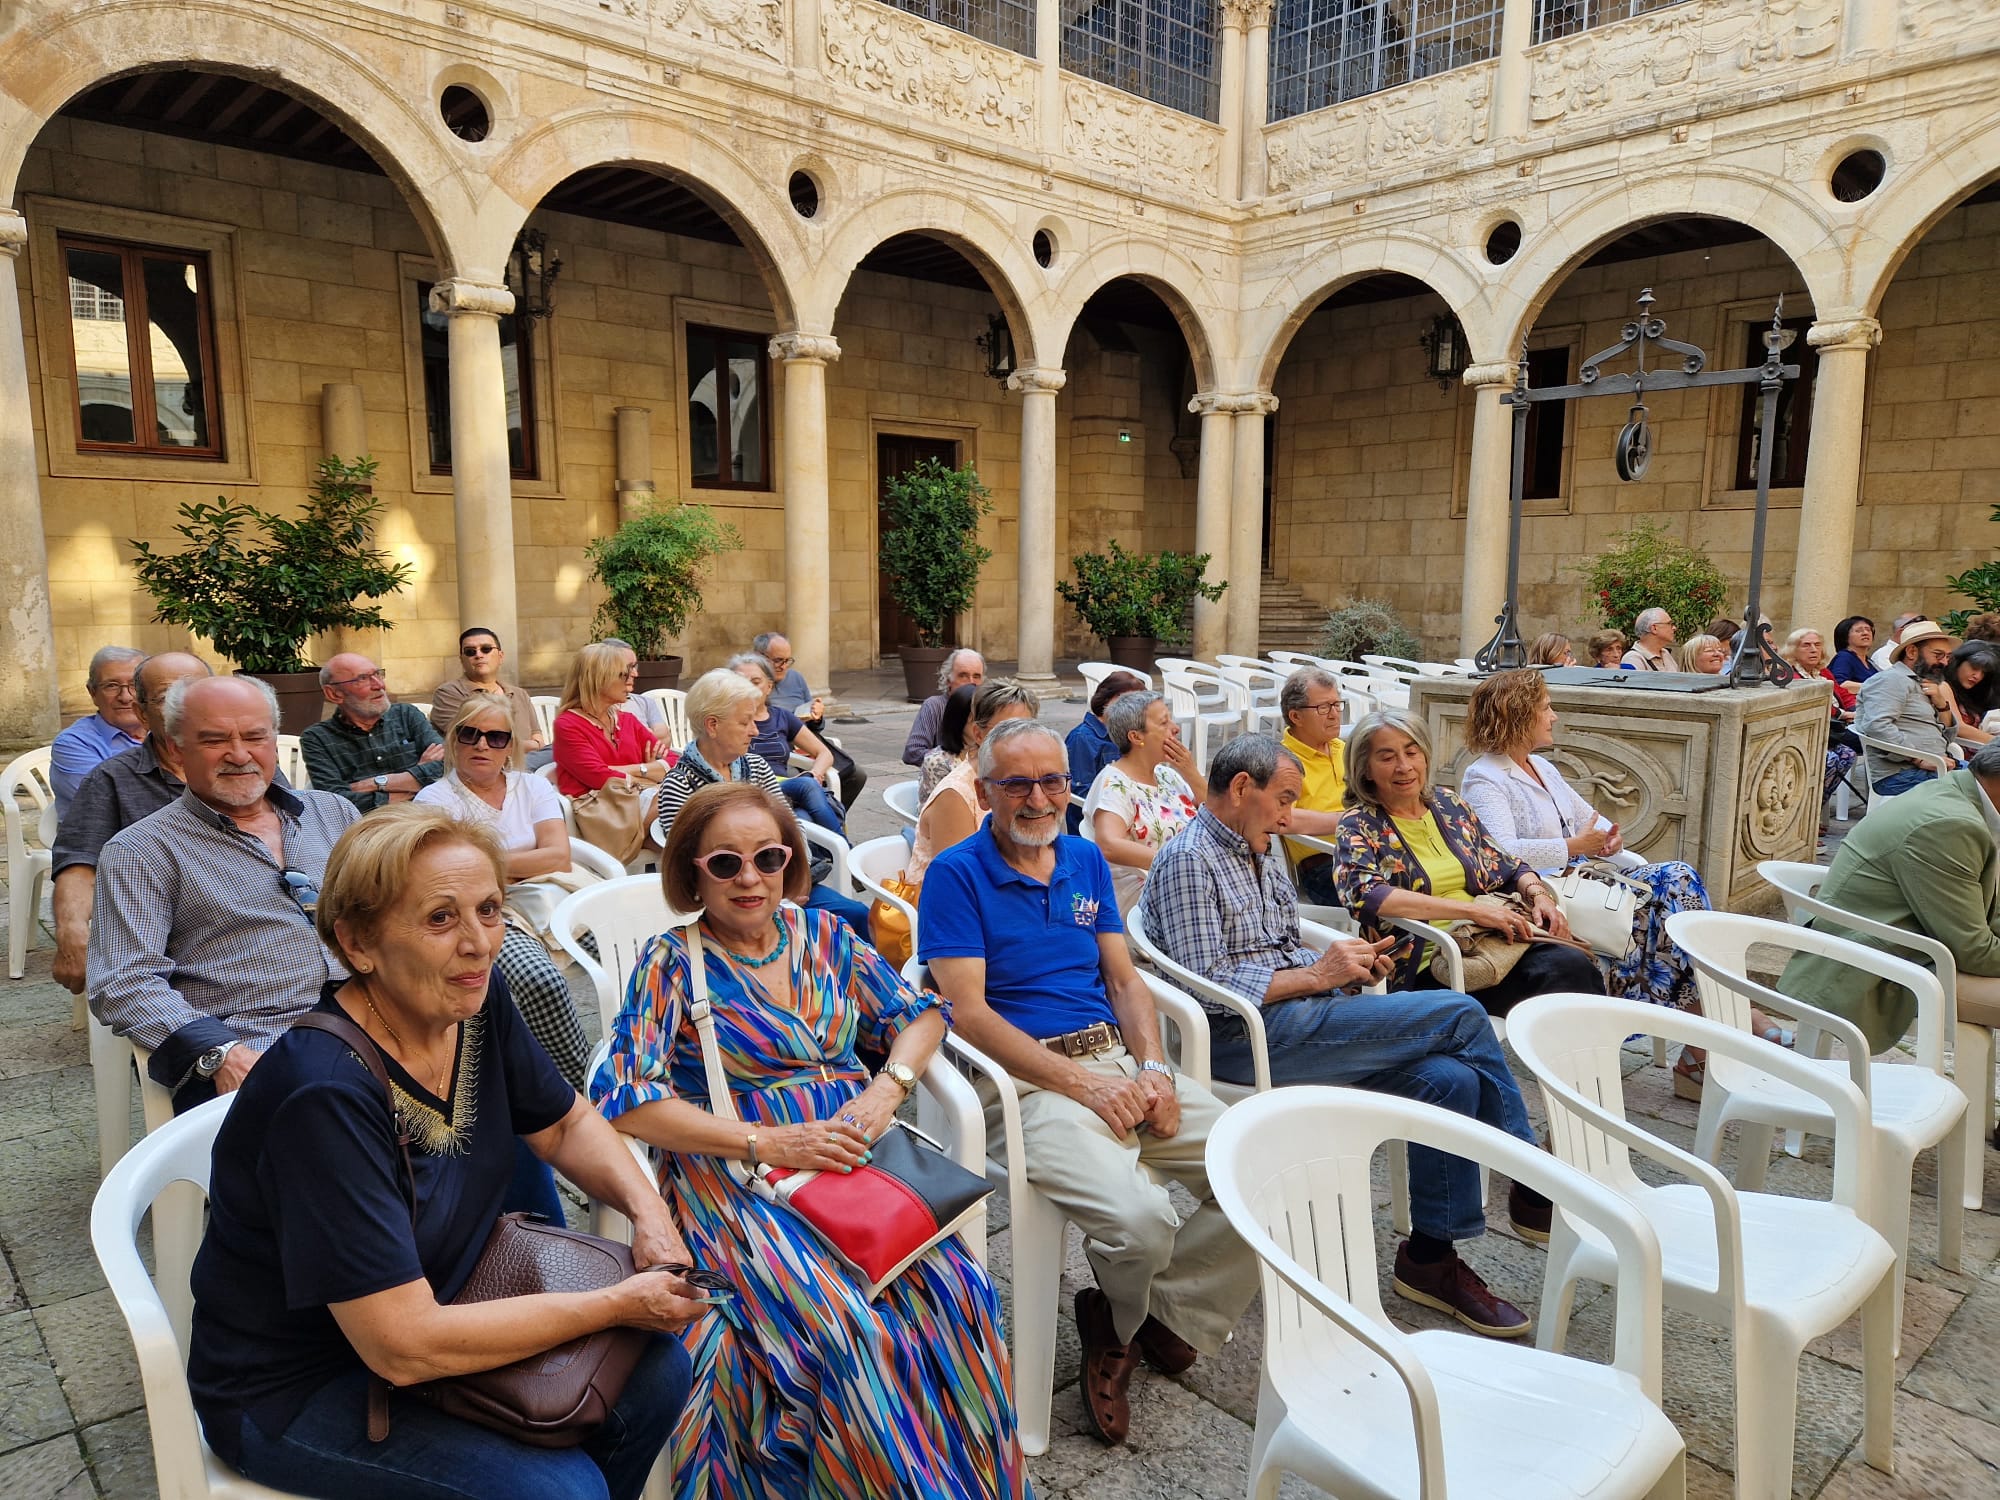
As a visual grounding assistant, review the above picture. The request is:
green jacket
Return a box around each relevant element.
[1777,771,2000,1052]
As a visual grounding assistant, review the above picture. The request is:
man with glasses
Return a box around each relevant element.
[302,653,447,810]
[1277,666,1349,910]
[751,631,865,804]
[89,675,358,1112]
[50,645,147,818]
[919,719,1257,1447]
[902,648,985,767]
[428,627,550,765]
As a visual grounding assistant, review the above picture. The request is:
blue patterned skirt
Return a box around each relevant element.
[1593,860,1710,1012]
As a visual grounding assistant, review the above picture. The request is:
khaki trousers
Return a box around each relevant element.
[985,1046,1260,1354]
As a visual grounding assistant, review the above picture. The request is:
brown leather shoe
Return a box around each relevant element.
[1391,1243,1531,1338]
[1132,1314,1198,1375]
[1507,1181,1552,1244]
[1074,1288,1140,1444]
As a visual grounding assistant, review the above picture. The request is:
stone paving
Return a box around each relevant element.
[1,663,1996,1499]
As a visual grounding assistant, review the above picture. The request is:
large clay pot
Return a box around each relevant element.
[899,645,951,704]
[633,656,683,694]
[244,670,324,735]
[1105,636,1159,672]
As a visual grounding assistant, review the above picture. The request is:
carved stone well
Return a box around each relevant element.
[1409,671,1832,915]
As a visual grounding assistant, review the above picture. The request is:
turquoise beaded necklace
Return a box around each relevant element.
[703,915,789,969]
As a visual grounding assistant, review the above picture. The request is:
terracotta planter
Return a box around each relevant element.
[633,656,683,694]
[1105,636,1159,672]
[899,645,952,704]
[243,670,325,735]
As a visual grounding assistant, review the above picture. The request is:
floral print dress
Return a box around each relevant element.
[1083,762,1197,913]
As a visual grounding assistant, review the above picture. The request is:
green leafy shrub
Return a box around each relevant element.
[1317,597,1422,663]
[1577,521,1730,639]
[878,459,994,648]
[1942,504,2000,634]
[1057,540,1226,642]
[129,456,412,674]
[585,501,743,658]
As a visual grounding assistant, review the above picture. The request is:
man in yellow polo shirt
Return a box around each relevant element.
[1278,666,1349,908]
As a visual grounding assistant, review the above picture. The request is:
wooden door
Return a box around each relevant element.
[877,433,962,656]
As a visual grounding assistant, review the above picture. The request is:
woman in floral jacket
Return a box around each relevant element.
[1332,710,1605,1016]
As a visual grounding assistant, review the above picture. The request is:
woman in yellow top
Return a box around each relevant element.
[1276,666,1349,908]
[1332,710,1606,1016]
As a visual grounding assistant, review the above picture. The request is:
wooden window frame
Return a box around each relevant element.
[59,233,223,461]
[415,279,541,483]
[684,323,773,493]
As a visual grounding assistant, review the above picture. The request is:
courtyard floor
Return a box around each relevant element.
[0,664,1996,1498]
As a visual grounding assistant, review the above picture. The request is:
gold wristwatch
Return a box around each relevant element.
[882,1060,918,1099]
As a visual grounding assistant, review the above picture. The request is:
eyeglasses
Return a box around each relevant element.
[327,668,386,689]
[982,773,1072,800]
[692,844,792,881]
[454,725,514,749]
[461,643,500,657]
[1301,700,1343,718]
[767,656,793,669]
[620,667,641,680]
[91,680,139,698]
[650,1263,733,1302]
[280,868,320,917]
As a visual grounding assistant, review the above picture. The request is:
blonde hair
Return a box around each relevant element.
[1681,633,1725,671]
[560,641,633,718]
[442,696,526,773]
[316,805,507,965]
[1465,670,1548,755]
[685,668,763,741]
[1343,710,1433,814]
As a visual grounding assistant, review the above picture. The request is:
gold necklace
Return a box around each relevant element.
[364,991,451,1097]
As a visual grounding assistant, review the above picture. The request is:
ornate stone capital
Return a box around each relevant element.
[427,278,515,318]
[1462,361,1521,390]
[768,332,841,365]
[1006,366,1066,395]
[1187,390,1279,416]
[0,209,26,258]
[1219,0,1275,30]
[1806,316,1883,354]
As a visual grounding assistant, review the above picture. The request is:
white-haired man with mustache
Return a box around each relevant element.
[89,675,359,1113]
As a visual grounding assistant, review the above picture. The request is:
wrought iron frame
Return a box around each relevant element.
[1475,288,1800,687]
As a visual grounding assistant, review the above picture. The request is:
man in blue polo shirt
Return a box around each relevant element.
[919,719,1257,1448]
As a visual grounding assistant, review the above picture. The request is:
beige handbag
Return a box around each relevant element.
[570,778,650,865]
[1551,860,1647,959]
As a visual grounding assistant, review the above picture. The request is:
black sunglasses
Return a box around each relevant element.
[461,643,500,656]
[453,725,514,749]
[650,1262,733,1303]
[280,868,320,917]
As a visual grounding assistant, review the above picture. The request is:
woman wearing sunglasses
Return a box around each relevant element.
[415,699,590,1086]
[593,781,1027,1499]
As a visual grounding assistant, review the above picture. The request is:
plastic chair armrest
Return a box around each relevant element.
[1387,916,1464,992]
[552,888,614,1021]
[568,838,625,883]
[801,822,853,897]
[1765,874,1959,1062]
[943,1032,1028,1203]
[1141,973,1213,1087]
[915,1050,987,1179]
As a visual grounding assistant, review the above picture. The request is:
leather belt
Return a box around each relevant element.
[1042,1022,1122,1058]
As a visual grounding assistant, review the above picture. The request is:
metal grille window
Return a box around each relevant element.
[1063,0,1220,121]
[1269,0,1503,121]
[1532,0,1688,44]
[883,0,1036,55]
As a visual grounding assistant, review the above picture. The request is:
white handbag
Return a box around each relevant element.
[1551,860,1648,959]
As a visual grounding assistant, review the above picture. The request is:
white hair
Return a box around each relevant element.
[1635,607,1671,638]
[977,717,1064,778]
[87,645,145,689]
[937,648,984,693]
[162,674,280,743]
[686,667,763,733]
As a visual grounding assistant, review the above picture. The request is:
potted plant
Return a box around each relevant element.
[1575,521,1730,640]
[878,458,994,701]
[129,456,413,732]
[1317,597,1423,664]
[584,500,743,693]
[1058,540,1226,669]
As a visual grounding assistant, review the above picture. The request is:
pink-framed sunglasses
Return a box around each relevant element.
[692,844,793,881]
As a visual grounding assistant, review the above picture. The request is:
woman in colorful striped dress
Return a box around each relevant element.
[592,781,1028,1500]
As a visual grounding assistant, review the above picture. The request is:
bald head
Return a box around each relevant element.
[320,652,389,722]
[135,653,211,738]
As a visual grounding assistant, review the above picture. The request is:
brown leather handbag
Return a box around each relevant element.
[291,1013,652,1448]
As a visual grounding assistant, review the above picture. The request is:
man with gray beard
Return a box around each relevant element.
[89,675,359,1112]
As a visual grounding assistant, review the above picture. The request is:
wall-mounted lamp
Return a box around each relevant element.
[506,228,563,320]
[1419,313,1467,389]
[976,314,1015,383]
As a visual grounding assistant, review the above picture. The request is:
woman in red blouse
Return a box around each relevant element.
[553,641,673,799]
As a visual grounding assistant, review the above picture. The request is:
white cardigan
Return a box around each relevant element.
[1456,752,1611,874]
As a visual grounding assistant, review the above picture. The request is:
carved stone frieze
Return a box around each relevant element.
[1902,0,1989,41]
[652,0,785,60]
[1062,77,1221,202]
[821,0,1035,143]
[1525,0,1839,132]
[1265,62,1491,196]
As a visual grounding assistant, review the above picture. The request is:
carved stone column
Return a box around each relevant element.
[1009,366,1065,690]
[1037,0,1062,157]
[428,279,521,663]
[1238,0,1276,199]
[1459,360,1519,655]
[1215,0,1250,202]
[1227,392,1278,655]
[1189,393,1238,659]
[0,211,62,746]
[771,332,841,692]
[1492,0,1534,140]
[1792,317,1881,634]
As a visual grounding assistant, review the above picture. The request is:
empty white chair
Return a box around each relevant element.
[1361,654,1427,675]
[1079,661,1153,698]
[641,688,692,751]
[1508,994,1897,1499]
[1667,909,1966,1351]
[1159,666,1241,771]
[92,1093,310,1500]
[273,734,312,791]
[881,779,923,829]
[3,745,54,978]
[1208,1087,1685,1500]
[530,694,560,743]
[553,874,683,1032]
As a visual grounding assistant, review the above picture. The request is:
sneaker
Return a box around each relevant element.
[1507,1182,1552,1244]
[1392,1243,1531,1338]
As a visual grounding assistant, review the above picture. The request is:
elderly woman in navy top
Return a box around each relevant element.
[187,806,700,1500]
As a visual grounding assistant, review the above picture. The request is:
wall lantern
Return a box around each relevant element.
[976,314,1015,383]
[506,228,563,320]
[1419,313,1468,388]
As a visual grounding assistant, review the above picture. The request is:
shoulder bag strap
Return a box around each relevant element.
[681,917,759,1188]
[290,1011,420,1219]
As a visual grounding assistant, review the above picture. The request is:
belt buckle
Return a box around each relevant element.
[1085,1023,1117,1058]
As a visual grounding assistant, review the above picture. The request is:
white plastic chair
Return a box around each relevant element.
[1216,658,1289,735]
[567,837,626,883]
[1760,857,1992,1212]
[553,875,685,1033]
[1160,666,1242,771]
[1078,661,1154,698]
[1508,994,1898,1499]
[1667,910,1966,1351]
[640,689,692,752]
[402,701,432,723]
[1208,1088,1685,1500]
[1856,730,1952,792]
[92,1093,310,1500]
[273,734,312,791]
[801,822,853,898]
[881,779,923,829]
[850,835,918,943]
[3,746,54,978]
[530,695,560,743]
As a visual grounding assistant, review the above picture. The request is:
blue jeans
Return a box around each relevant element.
[226,1333,692,1500]
[1872,766,1937,797]
[1208,988,1534,1243]
[782,773,846,836]
[805,880,872,944]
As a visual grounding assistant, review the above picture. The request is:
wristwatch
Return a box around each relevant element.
[374,773,390,794]
[881,1060,918,1099]
[1139,1059,1174,1082]
[195,1041,239,1079]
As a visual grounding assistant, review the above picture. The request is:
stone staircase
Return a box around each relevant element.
[1257,572,1327,654]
